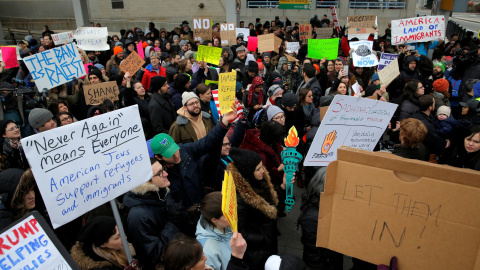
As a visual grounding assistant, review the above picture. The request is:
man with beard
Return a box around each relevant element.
[168,92,214,144]
[423,62,446,95]
[232,46,247,73]
[262,52,276,79]
[149,76,177,135]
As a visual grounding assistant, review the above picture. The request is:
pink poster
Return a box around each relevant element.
[247,36,258,52]
[1,47,19,69]
[80,63,93,79]
[137,43,145,59]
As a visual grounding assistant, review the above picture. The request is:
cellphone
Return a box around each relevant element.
[390,115,398,130]
[343,66,349,74]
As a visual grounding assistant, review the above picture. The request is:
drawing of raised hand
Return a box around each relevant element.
[321,130,337,154]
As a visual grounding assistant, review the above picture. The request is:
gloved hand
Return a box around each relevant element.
[377,256,398,270]
[167,202,189,227]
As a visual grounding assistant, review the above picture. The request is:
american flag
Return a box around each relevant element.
[211,89,244,122]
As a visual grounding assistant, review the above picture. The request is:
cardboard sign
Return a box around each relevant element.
[24,43,86,91]
[330,7,341,34]
[51,31,74,46]
[0,211,80,270]
[247,36,258,52]
[378,53,398,71]
[137,43,145,59]
[222,171,238,232]
[218,70,236,114]
[304,95,397,166]
[257,34,282,53]
[391,15,445,45]
[286,42,299,53]
[347,15,376,35]
[83,81,120,105]
[350,41,379,67]
[119,51,145,76]
[21,106,152,228]
[193,18,212,42]
[378,58,400,87]
[299,24,312,42]
[197,45,222,66]
[220,23,237,46]
[308,38,339,60]
[316,28,332,39]
[235,28,250,40]
[74,27,109,51]
[1,46,19,68]
[318,146,480,269]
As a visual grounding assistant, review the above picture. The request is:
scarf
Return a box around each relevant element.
[5,138,21,150]
[92,243,136,268]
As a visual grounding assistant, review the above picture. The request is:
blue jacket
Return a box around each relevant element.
[196,216,233,270]
[434,116,459,139]
[413,41,440,56]
[447,76,461,107]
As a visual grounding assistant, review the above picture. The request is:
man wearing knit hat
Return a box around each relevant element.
[88,67,104,84]
[422,61,446,95]
[168,92,214,144]
[179,40,189,58]
[28,108,56,133]
[106,46,124,77]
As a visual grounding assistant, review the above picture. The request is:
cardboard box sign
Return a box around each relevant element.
[84,81,120,105]
[318,147,480,270]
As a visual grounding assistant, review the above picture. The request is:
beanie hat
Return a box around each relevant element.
[88,67,103,81]
[228,148,262,181]
[437,105,451,117]
[267,84,282,97]
[267,105,284,121]
[184,50,195,60]
[94,63,105,70]
[150,133,180,158]
[115,41,123,47]
[236,46,247,52]
[257,60,264,71]
[434,62,446,73]
[149,76,167,93]
[235,82,243,93]
[473,82,480,98]
[113,46,123,56]
[247,61,259,73]
[142,41,148,49]
[371,73,380,82]
[182,92,199,106]
[445,56,453,66]
[136,28,143,34]
[28,108,53,129]
[282,92,298,107]
[262,52,271,58]
[313,64,320,74]
[433,78,449,93]
[173,35,180,41]
[180,40,188,47]
[78,216,117,248]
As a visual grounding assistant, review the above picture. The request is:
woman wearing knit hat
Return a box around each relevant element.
[432,78,451,111]
[106,46,124,77]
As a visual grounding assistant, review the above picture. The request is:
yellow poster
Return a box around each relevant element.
[218,70,237,114]
[197,45,222,66]
[222,171,238,232]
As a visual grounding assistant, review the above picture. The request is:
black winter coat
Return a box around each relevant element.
[413,111,447,155]
[149,92,177,135]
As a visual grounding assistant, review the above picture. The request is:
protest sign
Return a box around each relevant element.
[304,95,397,166]
[218,70,237,114]
[23,43,86,91]
[21,106,152,228]
[193,18,212,42]
[318,146,480,269]
[0,211,80,270]
[220,23,236,46]
[286,42,299,53]
[299,24,312,42]
[351,81,361,96]
[1,46,19,68]
[391,15,445,45]
[330,7,341,34]
[235,28,250,40]
[84,81,120,105]
[257,34,282,53]
[347,15,376,35]
[350,41,379,67]
[316,28,332,39]
[119,51,145,76]
[137,43,145,59]
[51,31,74,46]
[378,58,400,87]
[222,171,238,232]
[378,53,398,71]
[197,45,222,66]
[74,27,109,51]
[212,90,244,121]
[247,36,258,52]
[308,38,339,60]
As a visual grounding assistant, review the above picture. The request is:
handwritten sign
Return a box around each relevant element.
[299,24,312,42]
[23,43,86,91]
[308,38,339,60]
[119,51,145,76]
[347,15,376,35]
[257,34,282,53]
[218,70,237,114]
[378,53,398,71]
[74,27,109,51]
[316,28,332,39]
[21,106,152,228]
[304,95,397,166]
[0,211,80,270]
[286,42,299,53]
[330,7,341,34]
[220,23,236,46]
[1,46,19,68]
[84,81,119,105]
[222,171,238,232]
[51,31,74,46]
[391,15,445,45]
[318,146,480,269]
[350,40,379,67]
[193,18,212,42]
[235,28,250,40]
[197,45,222,66]
[378,58,400,87]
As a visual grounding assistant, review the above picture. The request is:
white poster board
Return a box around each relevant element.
[378,58,400,87]
[51,31,74,46]
[391,15,445,45]
[21,106,152,228]
[286,42,299,53]
[350,40,379,67]
[304,95,397,166]
[23,43,86,91]
[378,53,398,71]
[74,27,109,51]
[235,28,250,40]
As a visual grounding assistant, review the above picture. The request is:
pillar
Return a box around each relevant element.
[72,0,90,28]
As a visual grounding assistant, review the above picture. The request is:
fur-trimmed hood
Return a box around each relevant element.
[129,181,160,195]
[227,163,278,220]
[70,242,114,270]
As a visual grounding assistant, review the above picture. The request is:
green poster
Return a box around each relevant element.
[308,38,339,60]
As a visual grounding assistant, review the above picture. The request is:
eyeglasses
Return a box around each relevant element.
[187,100,200,107]
[222,142,231,147]
[6,126,19,132]
[273,115,285,121]
[154,169,166,178]
[60,116,72,122]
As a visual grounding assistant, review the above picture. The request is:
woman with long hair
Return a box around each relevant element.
[448,125,480,170]
[399,79,424,120]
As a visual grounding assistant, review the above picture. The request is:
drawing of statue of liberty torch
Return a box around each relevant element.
[281,126,303,212]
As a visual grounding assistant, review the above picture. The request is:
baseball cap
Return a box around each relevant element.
[150,134,180,158]
[459,99,480,113]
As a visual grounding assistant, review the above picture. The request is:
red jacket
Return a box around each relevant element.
[142,64,166,91]
[341,34,375,56]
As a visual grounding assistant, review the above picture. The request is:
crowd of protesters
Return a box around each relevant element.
[0,12,479,270]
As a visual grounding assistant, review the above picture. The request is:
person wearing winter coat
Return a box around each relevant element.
[448,125,480,171]
[398,80,423,120]
[0,120,29,170]
[392,118,429,161]
[295,63,322,107]
[106,47,124,77]
[149,76,177,135]
[123,73,150,122]
[434,106,459,139]
[170,73,194,111]
[141,52,167,91]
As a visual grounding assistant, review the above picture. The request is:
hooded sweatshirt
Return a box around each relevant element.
[196,216,233,270]
[177,107,207,140]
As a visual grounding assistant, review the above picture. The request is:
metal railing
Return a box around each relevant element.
[317,1,339,8]
[446,19,479,42]
[247,1,279,8]
[348,2,406,9]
